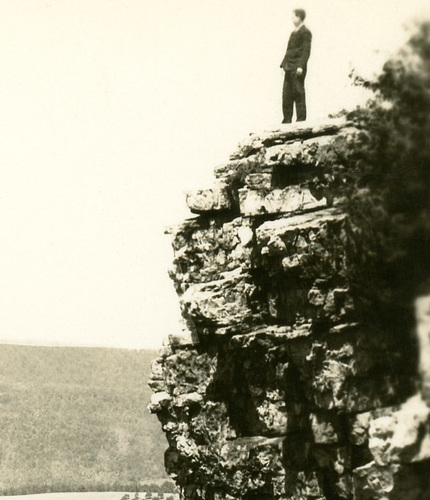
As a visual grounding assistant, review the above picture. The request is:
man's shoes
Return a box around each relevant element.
[282,119,292,124]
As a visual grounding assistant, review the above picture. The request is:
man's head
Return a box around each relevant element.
[292,9,306,27]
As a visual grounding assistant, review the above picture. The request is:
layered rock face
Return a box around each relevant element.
[149,118,430,500]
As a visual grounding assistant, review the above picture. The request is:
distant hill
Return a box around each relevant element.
[0,344,169,495]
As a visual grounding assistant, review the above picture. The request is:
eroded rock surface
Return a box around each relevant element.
[149,118,430,499]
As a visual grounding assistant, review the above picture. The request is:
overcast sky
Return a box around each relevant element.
[0,0,427,349]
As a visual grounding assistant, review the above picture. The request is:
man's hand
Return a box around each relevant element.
[296,67,303,76]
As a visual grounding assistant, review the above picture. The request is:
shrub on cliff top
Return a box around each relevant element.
[351,21,430,214]
[315,21,430,312]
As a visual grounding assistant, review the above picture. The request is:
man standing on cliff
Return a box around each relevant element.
[280,9,312,123]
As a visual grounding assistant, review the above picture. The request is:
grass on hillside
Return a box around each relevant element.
[0,344,169,495]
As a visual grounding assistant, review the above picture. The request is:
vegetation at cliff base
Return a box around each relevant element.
[0,344,169,495]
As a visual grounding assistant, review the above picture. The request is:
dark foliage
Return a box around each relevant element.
[310,22,430,314]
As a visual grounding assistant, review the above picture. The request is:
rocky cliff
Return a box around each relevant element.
[148,116,430,500]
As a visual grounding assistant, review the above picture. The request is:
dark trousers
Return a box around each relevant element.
[282,70,307,123]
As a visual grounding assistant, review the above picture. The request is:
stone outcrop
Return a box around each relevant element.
[149,118,430,500]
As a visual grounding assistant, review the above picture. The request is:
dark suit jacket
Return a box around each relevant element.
[280,25,312,71]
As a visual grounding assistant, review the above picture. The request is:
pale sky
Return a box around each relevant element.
[0,0,427,349]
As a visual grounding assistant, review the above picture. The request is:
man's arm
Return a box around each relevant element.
[298,30,312,70]
[280,46,289,70]
[280,54,287,69]
[280,32,293,70]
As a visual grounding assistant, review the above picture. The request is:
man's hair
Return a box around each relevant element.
[293,8,306,21]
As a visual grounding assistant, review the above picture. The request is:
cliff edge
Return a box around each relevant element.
[148,26,430,496]
[148,112,430,499]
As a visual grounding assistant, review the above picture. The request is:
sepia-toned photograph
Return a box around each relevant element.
[0,1,429,499]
